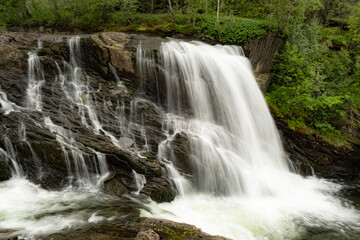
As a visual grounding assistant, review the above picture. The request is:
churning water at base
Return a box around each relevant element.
[142,41,360,239]
[0,178,139,239]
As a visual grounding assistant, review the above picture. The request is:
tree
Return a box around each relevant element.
[217,0,221,22]
[348,2,360,50]
[0,0,28,27]
[267,0,322,36]
[168,0,176,22]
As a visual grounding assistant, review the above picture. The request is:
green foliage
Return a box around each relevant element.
[320,27,348,47]
[0,0,29,28]
[267,36,359,140]
[347,2,360,51]
[187,15,270,43]
[109,12,269,44]
[216,16,269,43]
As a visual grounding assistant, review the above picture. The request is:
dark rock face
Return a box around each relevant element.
[0,160,11,181]
[243,32,286,93]
[81,32,134,79]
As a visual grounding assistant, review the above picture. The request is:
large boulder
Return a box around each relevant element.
[45,218,230,240]
[82,32,134,79]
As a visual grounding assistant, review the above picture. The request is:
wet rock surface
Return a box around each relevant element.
[0,32,174,202]
[243,32,286,93]
[276,118,360,182]
[45,218,230,240]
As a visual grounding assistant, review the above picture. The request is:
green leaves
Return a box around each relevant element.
[267,36,359,141]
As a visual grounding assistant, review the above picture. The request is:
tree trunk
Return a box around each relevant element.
[205,0,208,15]
[168,0,176,23]
[217,0,221,23]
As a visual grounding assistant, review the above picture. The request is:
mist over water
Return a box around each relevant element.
[143,41,360,239]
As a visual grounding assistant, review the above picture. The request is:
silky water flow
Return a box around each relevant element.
[141,40,360,240]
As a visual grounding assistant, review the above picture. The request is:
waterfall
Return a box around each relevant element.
[0,35,140,238]
[60,36,129,150]
[0,90,22,115]
[18,122,43,179]
[0,33,359,239]
[136,42,160,99]
[27,52,45,111]
[132,170,146,195]
[109,63,127,90]
[143,41,360,239]
[0,137,23,177]
[159,41,288,196]
[44,116,109,188]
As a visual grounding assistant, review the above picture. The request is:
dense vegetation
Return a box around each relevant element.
[0,0,359,144]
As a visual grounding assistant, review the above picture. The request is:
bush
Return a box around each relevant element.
[267,41,359,141]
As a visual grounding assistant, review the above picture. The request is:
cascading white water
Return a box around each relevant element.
[19,122,43,179]
[136,43,160,99]
[0,137,23,177]
[44,116,109,188]
[159,41,287,196]
[1,35,359,240]
[132,170,146,195]
[0,90,22,115]
[59,36,129,150]
[27,52,45,111]
[142,41,360,239]
[109,63,127,90]
[0,178,136,239]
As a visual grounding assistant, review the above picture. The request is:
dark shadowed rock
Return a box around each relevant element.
[243,32,285,93]
[0,160,11,181]
[276,118,360,182]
